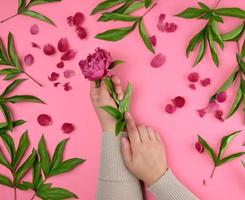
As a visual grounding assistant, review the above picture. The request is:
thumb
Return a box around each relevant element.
[121,137,132,168]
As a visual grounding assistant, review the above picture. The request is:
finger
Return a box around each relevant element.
[99,79,110,96]
[155,132,163,143]
[125,112,141,145]
[90,82,99,99]
[111,75,121,85]
[121,137,132,168]
[146,127,157,142]
[112,76,124,100]
[137,125,149,143]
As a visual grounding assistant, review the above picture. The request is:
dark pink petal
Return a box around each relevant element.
[64,70,75,78]
[61,49,76,61]
[31,42,41,49]
[195,142,204,153]
[149,35,157,47]
[165,23,178,33]
[64,82,72,91]
[54,82,61,87]
[151,53,166,68]
[76,26,87,40]
[172,96,185,108]
[62,123,75,133]
[43,44,56,56]
[215,110,224,122]
[216,91,227,103]
[189,83,196,90]
[73,12,84,26]
[203,179,206,186]
[208,101,219,112]
[56,61,64,69]
[24,54,34,66]
[67,16,74,26]
[30,24,39,35]
[197,109,207,118]
[200,78,211,87]
[165,104,177,114]
[188,72,199,82]
[157,13,166,32]
[48,72,59,81]
[58,38,69,53]
[37,114,52,126]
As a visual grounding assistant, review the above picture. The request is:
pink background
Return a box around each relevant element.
[0,0,245,199]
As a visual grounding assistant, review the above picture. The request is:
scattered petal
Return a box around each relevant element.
[73,12,84,26]
[200,78,211,87]
[165,104,177,114]
[189,83,196,90]
[43,44,56,56]
[151,53,166,68]
[54,82,61,87]
[157,14,166,32]
[56,61,64,69]
[62,123,75,133]
[172,96,185,108]
[30,24,39,35]
[48,72,59,81]
[67,16,73,26]
[208,101,219,112]
[76,26,87,40]
[216,91,227,103]
[203,179,206,186]
[58,38,69,52]
[165,22,178,33]
[31,42,41,49]
[37,114,52,126]
[64,70,76,78]
[149,35,157,47]
[215,110,224,122]
[24,54,34,66]
[188,72,199,82]
[195,142,204,153]
[197,109,207,118]
[61,49,77,61]
[64,82,72,91]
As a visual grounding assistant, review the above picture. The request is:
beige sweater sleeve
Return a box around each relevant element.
[96,132,198,200]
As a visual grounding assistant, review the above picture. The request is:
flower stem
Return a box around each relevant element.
[210,166,216,178]
[142,2,158,17]
[14,187,17,200]
[22,71,43,87]
[214,0,222,8]
[0,14,19,23]
[30,194,36,200]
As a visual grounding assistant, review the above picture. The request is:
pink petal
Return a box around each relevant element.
[62,123,75,133]
[30,24,39,35]
[195,142,204,153]
[150,53,166,68]
[200,78,211,87]
[61,49,76,61]
[73,12,84,26]
[149,35,157,47]
[24,54,34,66]
[215,110,224,122]
[189,83,196,90]
[208,101,219,112]
[64,70,75,78]
[31,42,41,49]
[58,38,69,52]
[43,44,56,56]
[56,61,64,69]
[54,82,61,87]
[188,72,199,82]
[48,72,59,81]
[172,96,185,108]
[216,91,227,103]
[37,114,52,126]
[165,104,177,114]
[197,109,207,118]
[157,13,166,32]
[67,16,74,26]
[165,23,178,33]
[64,82,72,91]
[76,26,87,40]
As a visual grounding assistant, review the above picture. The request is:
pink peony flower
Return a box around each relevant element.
[79,47,112,81]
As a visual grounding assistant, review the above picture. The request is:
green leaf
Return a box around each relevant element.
[91,0,126,15]
[0,133,15,163]
[100,106,122,120]
[237,54,245,74]
[104,77,115,96]
[95,23,136,41]
[207,27,219,66]
[108,60,124,69]
[227,87,243,118]
[198,2,210,11]
[1,79,26,97]
[18,0,26,12]
[210,20,224,49]
[38,187,78,199]
[49,158,85,176]
[0,174,13,188]
[6,95,45,104]
[99,12,139,21]
[0,120,25,135]
[37,182,52,193]
[0,68,21,75]
[14,149,36,184]
[198,135,217,164]
[4,72,20,80]
[138,19,155,53]
[210,68,239,102]
[12,131,29,169]
[0,38,9,63]
[217,130,241,159]
[193,37,206,66]
[51,138,69,169]
[21,10,55,25]
[176,7,206,19]
[17,181,34,190]
[38,135,51,177]
[27,0,62,7]
[241,39,245,58]
[215,8,245,19]
[222,24,245,41]
[119,83,132,113]
[212,14,224,23]
[0,104,12,129]
[217,152,245,166]
[124,1,145,15]
[32,154,41,187]
[144,0,152,8]
[7,32,21,68]
[186,28,205,57]
[115,119,126,136]
[0,149,11,170]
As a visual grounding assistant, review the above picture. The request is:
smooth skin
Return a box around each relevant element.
[90,75,168,187]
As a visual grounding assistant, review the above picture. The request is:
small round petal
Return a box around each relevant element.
[56,61,64,69]
[61,49,77,61]
[165,104,177,114]
[24,54,34,66]
[189,83,196,90]
[54,82,61,87]
[58,38,69,52]
[64,70,75,78]
[208,101,219,112]
[43,44,56,56]
[149,35,157,47]
[216,91,227,103]
[37,114,52,126]
[215,110,224,122]
[150,53,166,68]
[62,123,75,133]
[157,13,166,32]
[172,96,185,108]
[31,42,41,49]
[197,109,206,118]
[73,12,84,26]
[48,72,59,81]
[67,16,73,26]
[76,26,87,40]
[200,78,211,87]
[195,142,204,153]
[30,24,39,35]
[64,82,72,91]
[188,72,199,82]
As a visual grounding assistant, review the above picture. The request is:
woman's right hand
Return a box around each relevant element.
[121,112,168,187]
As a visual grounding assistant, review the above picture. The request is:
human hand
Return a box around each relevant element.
[121,112,168,186]
[90,75,124,132]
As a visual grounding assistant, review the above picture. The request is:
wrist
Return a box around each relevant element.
[144,167,167,187]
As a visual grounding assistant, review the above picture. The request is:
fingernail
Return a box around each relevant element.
[125,112,130,118]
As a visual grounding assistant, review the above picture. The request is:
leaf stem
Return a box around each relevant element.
[22,71,43,87]
[14,187,17,200]
[0,14,19,23]
[214,0,222,8]
[30,194,36,200]
[142,2,158,17]
[210,166,216,178]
